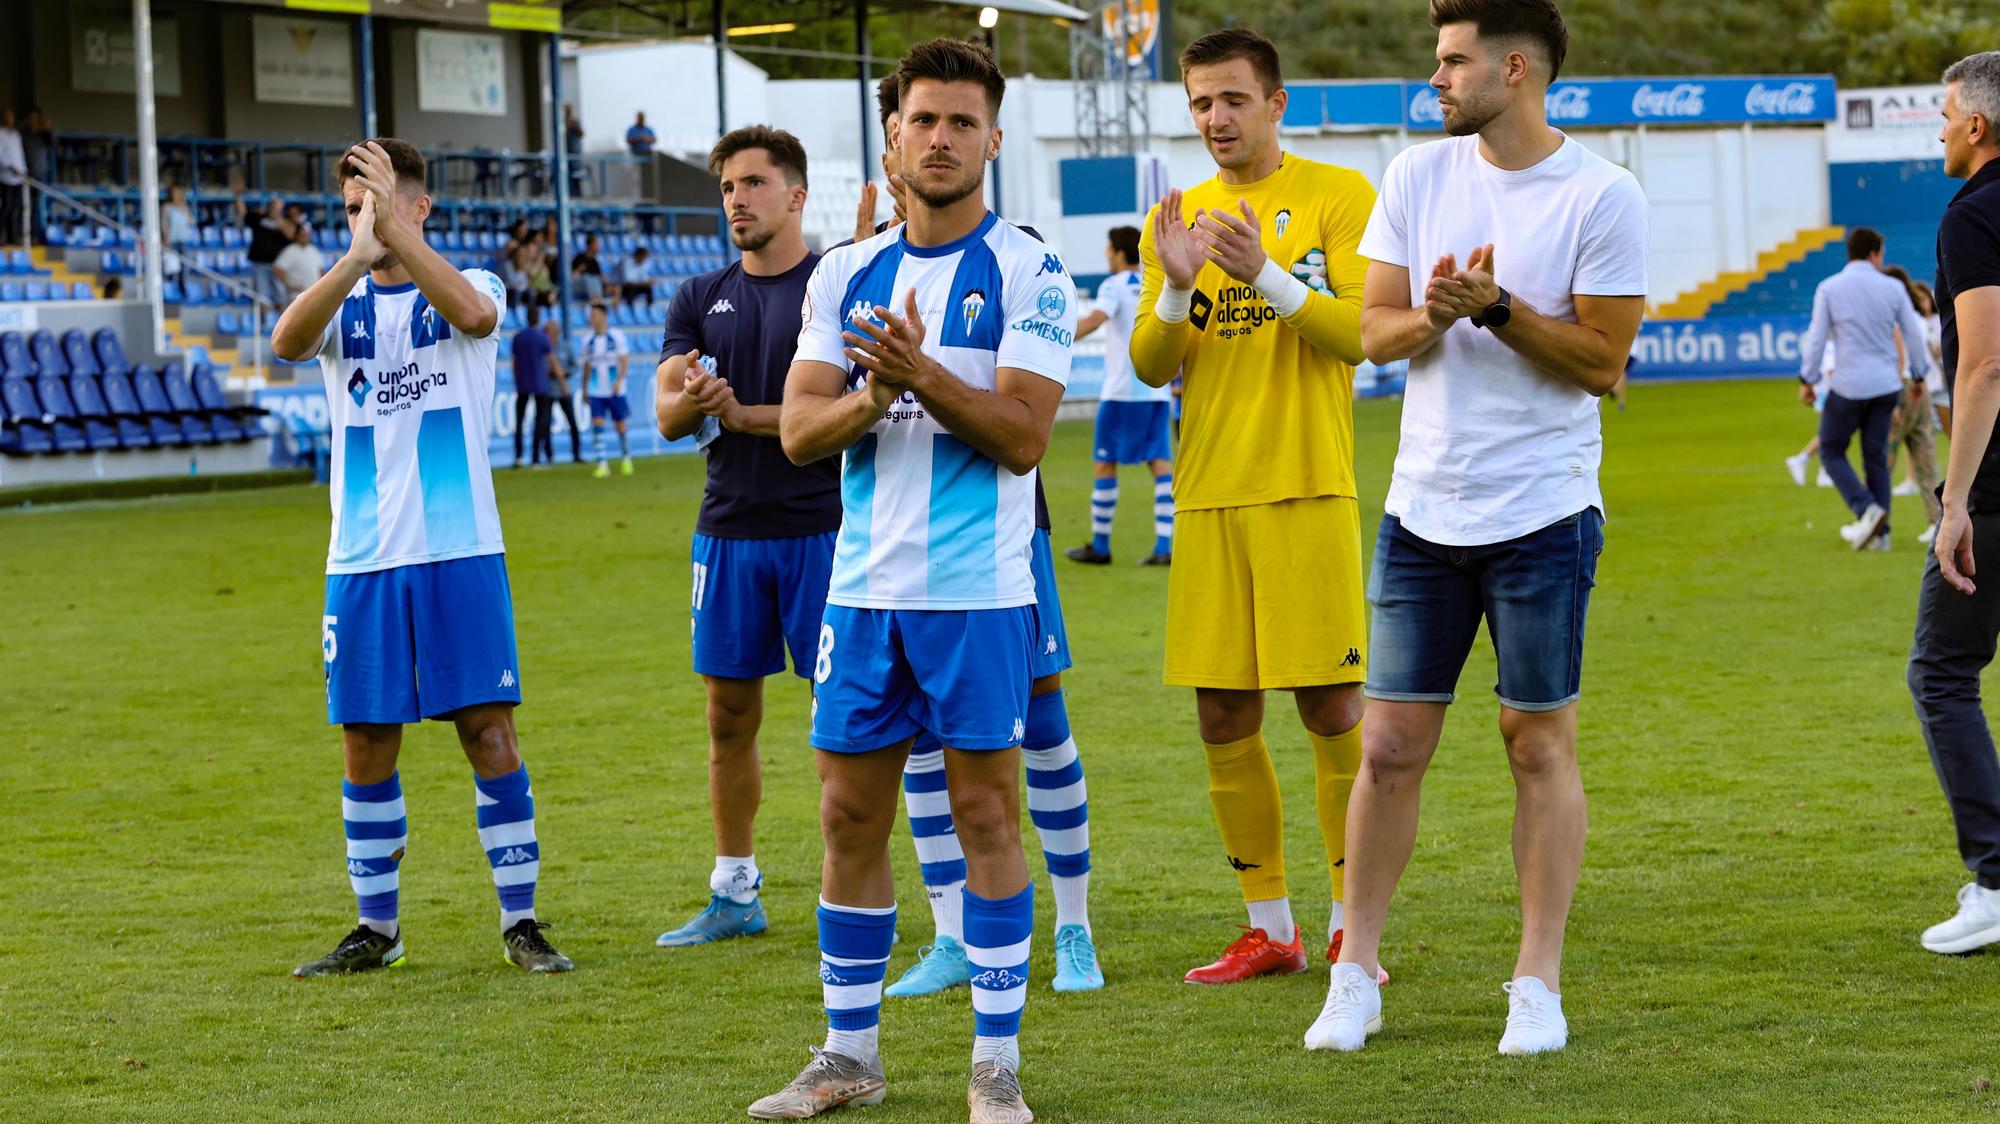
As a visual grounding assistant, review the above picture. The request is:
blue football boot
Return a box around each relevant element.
[656,892,769,948]
[882,935,971,997]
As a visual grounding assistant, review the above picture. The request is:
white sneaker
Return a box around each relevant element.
[1850,503,1888,551]
[1919,522,1939,545]
[1921,883,2000,954]
[1863,533,1891,553]
[1817,468,1836,487]
[1303,962,1382,1052]
[1785,453,1809,487]
[1498,976,1567,1056]
[1895,479,1921,497]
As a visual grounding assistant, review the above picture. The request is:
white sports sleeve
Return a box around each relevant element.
[461,268,508,337]
[793,252,853,373]
[998,249,1076,387]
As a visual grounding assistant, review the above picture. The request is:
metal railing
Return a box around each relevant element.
[24,175,275,386]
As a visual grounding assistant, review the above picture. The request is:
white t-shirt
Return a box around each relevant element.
[795,212,1076,610]
[579,329,629,397]
[1359,134,1649,546]
[316,269,509,574]
[274,242,325,294]
[1092,269,1161,402]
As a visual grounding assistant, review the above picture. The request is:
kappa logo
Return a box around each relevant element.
[848,298,883,328]
[346,367,369,407]
[499,668,517,688]
[708,298,736,315]
[350,319,370,340]
[960,288,987,336]
[819,962,849,985]
[496,846,535,865]
[346,859,372,876]
[970,968,1027,989]
[1036,253,1065,277]
[1340,648,1360,668]
[1044,633,1058,656]
[1227,854,1262,872]
[1012,717,1026,742]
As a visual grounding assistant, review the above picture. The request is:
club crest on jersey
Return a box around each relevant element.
[1275,208,1292,239]
[960,288,987,336]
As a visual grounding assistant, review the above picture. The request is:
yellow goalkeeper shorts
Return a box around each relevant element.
[1164,494,1368,691]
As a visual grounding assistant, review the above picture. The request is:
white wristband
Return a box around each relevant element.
[1154,284,1194,324]
[1252,257,1311,319]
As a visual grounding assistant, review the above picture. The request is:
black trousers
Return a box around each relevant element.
[1908,512,2000,891]
[514,393,553,464]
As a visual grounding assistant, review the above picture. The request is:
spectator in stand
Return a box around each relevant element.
[502,239,533,310]
[522,236,555,308]
[162,184,196,248]
[513,303,558,468]
[572,232,604,301]
[0,107,25,248]
[140,229,183,286]
[564,104,584,156]
[235,186,292,309]
[101,277,123,300]
[617,245,654,307]
[273,223,325,307]
[626,112,657,157]
[283,202,313,243]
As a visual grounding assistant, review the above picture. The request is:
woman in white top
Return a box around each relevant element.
[1886,266,1943,539]
[162,184,195,248]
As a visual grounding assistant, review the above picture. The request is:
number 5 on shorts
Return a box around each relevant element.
[814,623,835,684]
[322,615,338,664]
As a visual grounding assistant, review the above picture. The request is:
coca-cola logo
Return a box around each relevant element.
[1744,81,1817,117]
[1545,85,1591,121]
[1632,82,1706,118]
[1409,88,1444,124]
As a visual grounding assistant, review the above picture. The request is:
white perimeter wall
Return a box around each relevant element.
[572,46,1830,307]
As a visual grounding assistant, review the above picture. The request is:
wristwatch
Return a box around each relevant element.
[1472,287,1513,330]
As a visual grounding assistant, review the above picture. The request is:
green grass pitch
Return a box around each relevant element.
[4,379,1998,1121]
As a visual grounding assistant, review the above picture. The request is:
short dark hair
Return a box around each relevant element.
[589,301,608,315]
[876,74,900,129]
[1108,225,1141,266]
[1428,0,1570,84]
[895,38,1005,121]
[707,124,809,188]
[1178,28,1283,96]
[337,137,426,194]
[1848,226,1884,261]
[526,303,542,327]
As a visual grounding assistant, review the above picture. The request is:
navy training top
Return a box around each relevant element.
[663,253,843,539]
[511,325,554,397]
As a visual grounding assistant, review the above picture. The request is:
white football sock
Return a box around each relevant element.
[1247,897,1296,944]
[824,1025,879,1064]
[973,1035,1021,1070]
[712,854,761,904]
[1052,872,1090,936]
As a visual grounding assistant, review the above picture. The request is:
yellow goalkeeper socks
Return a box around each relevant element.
[1204,732,1287,904]
[1310,724,1363,903]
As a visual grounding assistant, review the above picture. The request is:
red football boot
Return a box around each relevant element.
[1327,930,1391,986]
[1184,926,1309,985]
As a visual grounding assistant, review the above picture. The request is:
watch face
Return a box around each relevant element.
[1485,301,1512,327]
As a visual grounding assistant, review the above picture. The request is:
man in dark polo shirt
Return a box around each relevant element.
[1909,50,2000,955]
[651,125,840,949]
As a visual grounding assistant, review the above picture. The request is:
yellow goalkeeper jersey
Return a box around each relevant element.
[1132,154,1375,512]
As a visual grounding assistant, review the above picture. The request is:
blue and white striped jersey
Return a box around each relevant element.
[796,212,1076,610]
[316,269,509,575]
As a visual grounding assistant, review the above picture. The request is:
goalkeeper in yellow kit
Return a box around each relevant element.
[1130,27,1388,1000]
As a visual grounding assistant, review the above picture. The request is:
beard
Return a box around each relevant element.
[370,251,399,272]
[1442,86,1507,136]
[906,160,985,210]
[730,222,775,253]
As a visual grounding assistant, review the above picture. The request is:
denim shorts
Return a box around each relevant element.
[1364,508,1603,712]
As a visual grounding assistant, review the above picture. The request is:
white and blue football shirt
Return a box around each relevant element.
[1093,269,1163,402]
[316,269,509,575]
[795,212,1076,611]
[579,328,629,398]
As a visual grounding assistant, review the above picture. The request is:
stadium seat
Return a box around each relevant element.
[9,249,46,276]
[115,228,137,249]
[23,281,49,301]
[102,251,130,276]
[191,362,269,430]
[42,365,120,449]
[182,280,209,307]
[162,279,184,305]
[199,225,222,248]
[0,331,31,376]
[131,364,210,445]
[0,373,56,454]
[0,281,21,303]
[71,281,92,300]
[18,369,91,452]
[160,361,235,442]
[28,330,65,377]
[216,310,244,336]
[42,225,67,247]
[99,366,171,447]
[93,329,132,380]
[60,329,97,379]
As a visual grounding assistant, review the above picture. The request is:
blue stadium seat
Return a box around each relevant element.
[115,228,137,249]
[64,368,133,448]
[0,281,21,303]
[162,279,184,305]
[0,331,31,376]
[216,310,244,336]
[102,251,130,276]
[0,372,56,454]
[191,362,269,432]
[28,330,65,377]
[199,225,222,248]
[20,369,91,452]
[60,329,97,379]
[132,364,210,445]
[71,281,92,300]
[94,329,131,380]
[23,281,49,301]
[99,366,170,447]
[181,280,209,306]
[160,360,233,441]
[37,365,117,449]
[9,249,46,276]
[42,225,67,247]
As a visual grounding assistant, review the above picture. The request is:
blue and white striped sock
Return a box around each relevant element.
[344,772,406,938]
[1090,478,1118,554]
[819,899,896,1063]
[966,884,1033,1069]
[1153,472,1175,557]
[1023,691,1091,935]
[903,737,966,942]
[474,765,539,931]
